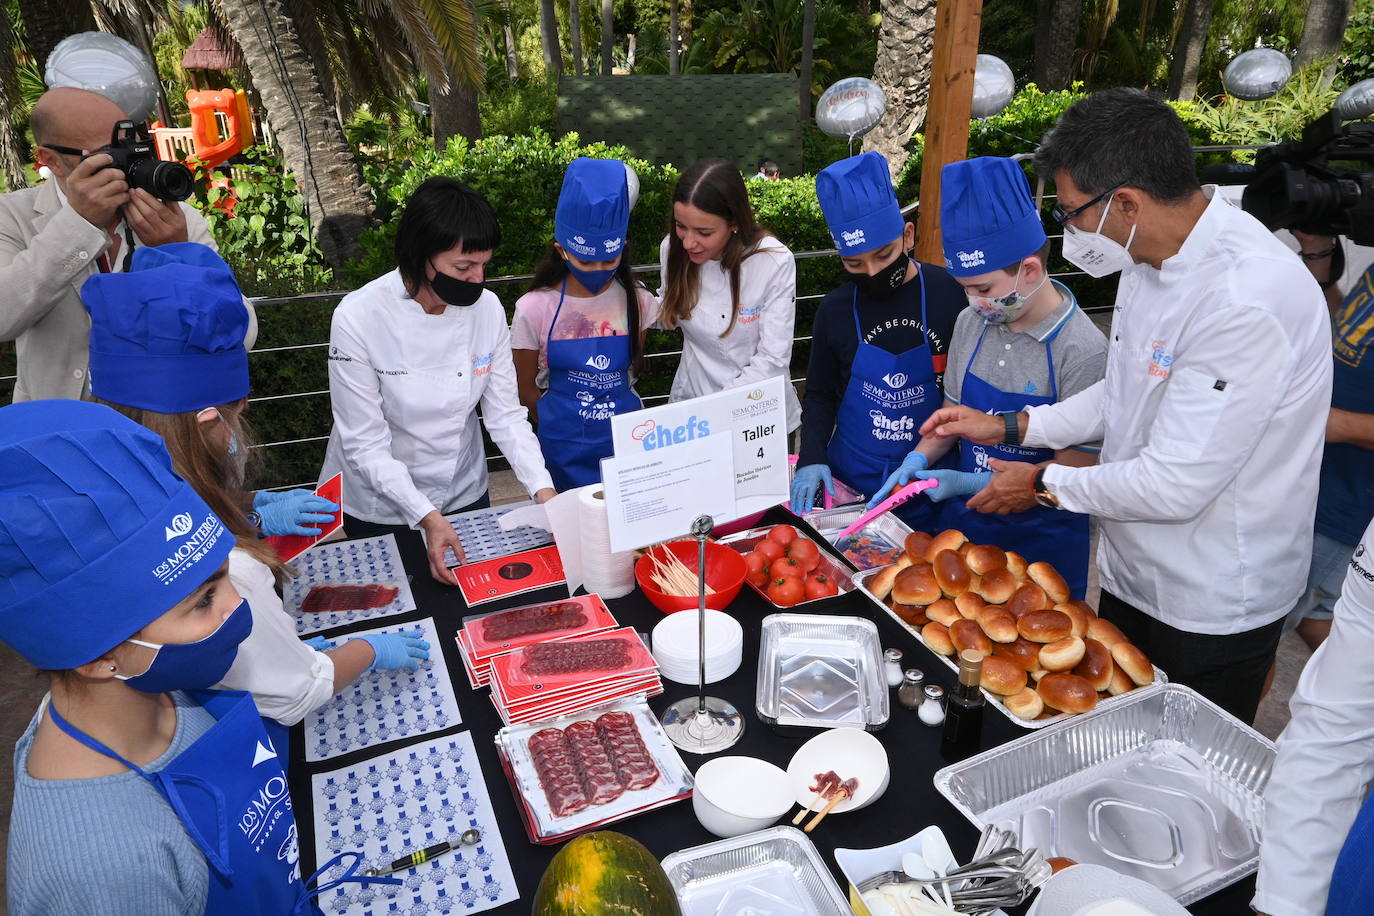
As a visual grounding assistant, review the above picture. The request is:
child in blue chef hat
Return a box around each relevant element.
[82,242,430,726]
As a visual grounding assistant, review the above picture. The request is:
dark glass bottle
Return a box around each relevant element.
[940,649,985,762]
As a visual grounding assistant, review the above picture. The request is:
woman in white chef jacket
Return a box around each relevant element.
[658,159,801,431]
[322,177,556,585]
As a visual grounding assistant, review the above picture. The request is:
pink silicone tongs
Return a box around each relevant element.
[835,479,939,543]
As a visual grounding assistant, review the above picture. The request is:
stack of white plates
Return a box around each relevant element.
[651,610,744,685]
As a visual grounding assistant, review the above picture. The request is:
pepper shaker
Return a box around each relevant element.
[883,648,905,687]
[919,684,946,726]
[897,669,925,709]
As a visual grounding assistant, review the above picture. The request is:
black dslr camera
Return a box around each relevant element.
[1238,111,1374,246]
[89,120,194,202]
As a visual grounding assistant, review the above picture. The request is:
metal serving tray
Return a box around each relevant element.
[807,505,915,571]
[934,684,1274,905]
[662,825,852,916]
[756,613,889,731]
[717,527,857,607]
[851,566,1166,729]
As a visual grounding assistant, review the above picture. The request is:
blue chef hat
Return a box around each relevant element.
[816,152,906,255]
[82,242,249,414]
[0,400,234,670]
[940,157,1047,277]
[555,158,630,262]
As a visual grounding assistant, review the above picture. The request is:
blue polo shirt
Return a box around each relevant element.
[1318,265,1374,546]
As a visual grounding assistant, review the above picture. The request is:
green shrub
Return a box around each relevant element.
[479,79,559,139]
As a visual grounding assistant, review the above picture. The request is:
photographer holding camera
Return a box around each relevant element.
[0,87,255,402]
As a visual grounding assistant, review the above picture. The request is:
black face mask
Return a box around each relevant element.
[847,251,910,300]
[429,264,485,307]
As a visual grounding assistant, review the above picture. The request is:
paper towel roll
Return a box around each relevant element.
[579,487,636,599]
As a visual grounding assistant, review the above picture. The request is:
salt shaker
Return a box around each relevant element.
[883,648,904,687]
[919,684,946,726]
[897,669,925,709]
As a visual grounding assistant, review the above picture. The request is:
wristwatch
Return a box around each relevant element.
[1001,411,1020,445]
[1033,467,1060,509]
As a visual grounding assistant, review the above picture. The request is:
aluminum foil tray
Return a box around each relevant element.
[662,825,851,916]
[851,566,1166,729]
[934,684,1274,905]
[807,505,915,571]
[718,527,857,606]
[756,613,889,730]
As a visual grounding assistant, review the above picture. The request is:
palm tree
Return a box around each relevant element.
[601,0,613,74]
[541,0,563,77]
[865,0,938,180]
[1168,0,1215,100]
[0,4,31,190]
[1295,0,1355,80]
[1033,0,1083,90]
[799,0,816,121]
[669,0,680,74]
[570,0,584,75]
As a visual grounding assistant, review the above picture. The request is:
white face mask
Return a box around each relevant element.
[966,263,1048,324]
[1061,194,1137,278]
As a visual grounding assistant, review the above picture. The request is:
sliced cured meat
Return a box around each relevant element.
[528,729,591,817]
[482,602,587,641]
[300,584,398,613]
[520,638,633,676]
[596,712,659,791]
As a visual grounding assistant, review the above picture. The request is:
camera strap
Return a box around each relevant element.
[97,220,137,274]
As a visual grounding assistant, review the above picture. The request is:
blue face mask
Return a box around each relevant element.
[116,598,253,693]
[567,261,618,295]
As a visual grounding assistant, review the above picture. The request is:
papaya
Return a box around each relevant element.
[532,831,682,916]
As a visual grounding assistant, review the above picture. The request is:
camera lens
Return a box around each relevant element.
[126,158,195,202]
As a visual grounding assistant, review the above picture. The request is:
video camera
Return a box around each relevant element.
[89,120,194,202]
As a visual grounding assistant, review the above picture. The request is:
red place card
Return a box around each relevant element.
[455,545,566,606]
[265,473,344,563]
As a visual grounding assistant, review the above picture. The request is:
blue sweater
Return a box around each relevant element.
[8,693,213,915]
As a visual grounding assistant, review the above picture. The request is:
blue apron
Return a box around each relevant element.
[536,278,641,491]
[826,268,943,532]
[47,689,397,915]
[940,321,1091,598]
[1328,789,1374,916]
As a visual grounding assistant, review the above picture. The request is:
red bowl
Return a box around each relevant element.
[635,540,747,614]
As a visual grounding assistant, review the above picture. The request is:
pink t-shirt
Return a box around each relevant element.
[511,283,660,388]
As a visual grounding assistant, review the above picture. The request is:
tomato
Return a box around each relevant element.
[766,524,797,545]
[786,537,822,571]
[754,539,786,563]
[805,573,840,600]
[772,556,806,579]
[743,550,770,587]
[767,576,805,606]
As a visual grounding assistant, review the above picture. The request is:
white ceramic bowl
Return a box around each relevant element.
[786,727,890,814]
[692,756,795,838]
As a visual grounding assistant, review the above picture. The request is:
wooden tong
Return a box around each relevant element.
[804,787,850,832]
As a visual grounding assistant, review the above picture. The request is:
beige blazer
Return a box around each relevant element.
[0,178,258,402]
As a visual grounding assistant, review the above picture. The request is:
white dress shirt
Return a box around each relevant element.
[658,235,802,430]
[214,548,334,726]
[321,270,553,525]
[1253,518,1374,916]
[1024,187,1332,634]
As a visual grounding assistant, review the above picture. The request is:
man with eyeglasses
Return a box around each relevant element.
[0,87,254,402]
[921,87,1332,724]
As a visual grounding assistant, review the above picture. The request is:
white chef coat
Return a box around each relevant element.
[658,235,802,430]
[1024,187,1332,634]
[321,269,553,525]
[1253,518,1374,916]
[214,547,334,726]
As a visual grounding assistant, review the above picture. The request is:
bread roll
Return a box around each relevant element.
[1053,602,1092,638]
[923,529,967,563]
[1110,640,1154,686]
[1005,687,1045,720]
[975,568,1018,604]
[866,564,899,600]
[922,621,956,656]
[1071,637,1114,691]
[1061,598,1097,619]
[1039,635,1086,672]
[1028,561,1070,605]
[977,607,1020,644]
[958,541,975,556]
[933,549,973,598]
[1030,668,1049,682]
[1087,617,1129,648]
[993,637,1043,671]
[903,531,933,564]
[1007,582,1051,619]
[895,553,913,571]
[893,564,941,605]
[890,602,928,628]
[926,598,962,627]
[965,543,1008,576]
[950,618,993,656]
[955,592,987,620]
[1005,550,1029,580]
[980,656,1028,695]
[1107,664,1135,695]
[1037,673,1098,714]
[1018,609,1073,643]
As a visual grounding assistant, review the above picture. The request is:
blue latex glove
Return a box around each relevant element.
[915,469,991,502]
[866,452,930,510]
[789,464,834,515]
[253,489,340,536]
[355,630,431,672]
[303,635,334,651]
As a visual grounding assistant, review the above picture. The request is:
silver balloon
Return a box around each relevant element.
[816,77,888,140]
[45,32,159,121]
[623,162,640,211]
[1336,78,1374,121]
[972,54,1015,119]
[1223,48,1292,102]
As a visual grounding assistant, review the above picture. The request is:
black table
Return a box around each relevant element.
[288,507,1255,915]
